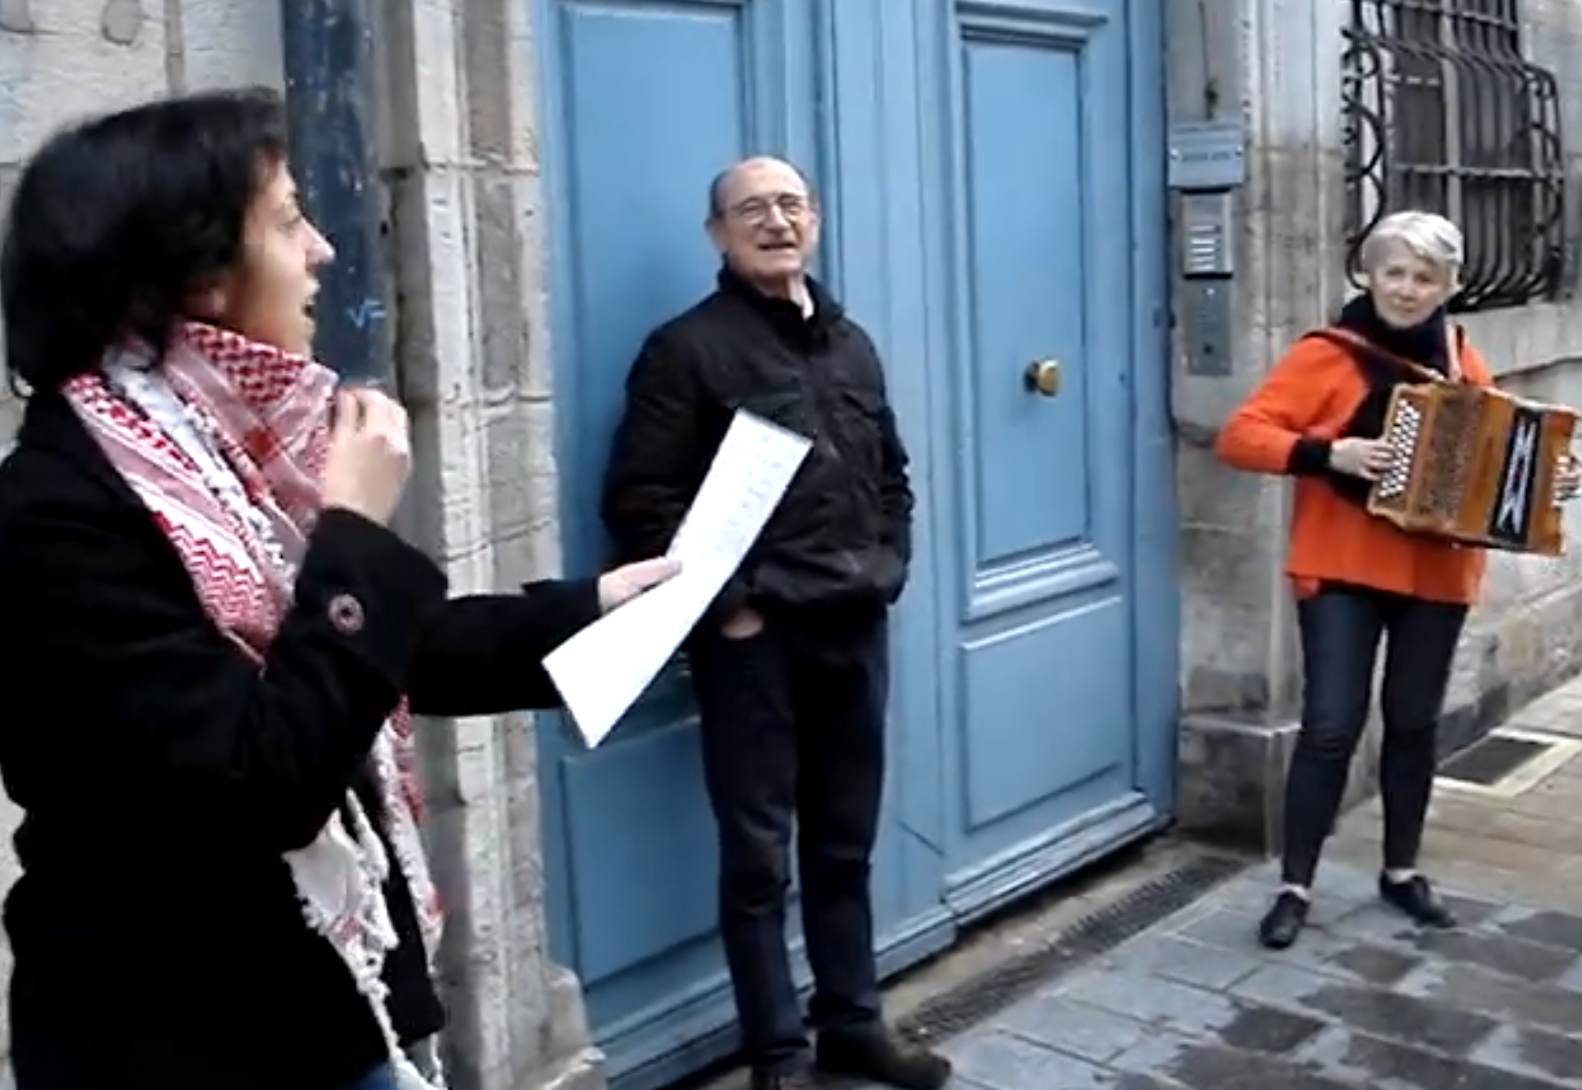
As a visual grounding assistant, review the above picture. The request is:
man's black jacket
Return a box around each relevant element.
[601,267,915,623]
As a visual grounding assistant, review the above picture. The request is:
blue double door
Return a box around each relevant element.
[533,1,1175,1087]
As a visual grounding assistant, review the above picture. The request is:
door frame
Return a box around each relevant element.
[1115,0,1178,819]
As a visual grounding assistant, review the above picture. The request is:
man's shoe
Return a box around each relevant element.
[1379,873,1456,928]
[749,1067,817,1090]
[1257,890,1310,950]
[816,1027,952,1090]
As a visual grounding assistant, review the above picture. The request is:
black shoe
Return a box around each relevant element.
[1257,891,1311,949]
[816,1028,952,1090]
[749,1067,817,1090]
[1379,873,1456,928]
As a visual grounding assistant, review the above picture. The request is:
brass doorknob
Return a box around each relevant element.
[1024,358,1062,397]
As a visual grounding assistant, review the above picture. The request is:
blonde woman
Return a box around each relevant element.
[1216,210,1579,949]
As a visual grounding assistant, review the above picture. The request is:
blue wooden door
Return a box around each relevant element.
[531,3,922,1088]
[922,0,1176,918]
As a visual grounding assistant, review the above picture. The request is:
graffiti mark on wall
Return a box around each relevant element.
[347,299,387,330]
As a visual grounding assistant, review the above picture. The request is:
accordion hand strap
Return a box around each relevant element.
[1308,324,1466,384]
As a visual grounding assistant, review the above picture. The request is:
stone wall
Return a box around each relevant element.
[374,2,600,1088]
[1173,0,1582,851]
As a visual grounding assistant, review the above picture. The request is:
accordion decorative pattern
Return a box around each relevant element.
[1420,393,1476,520]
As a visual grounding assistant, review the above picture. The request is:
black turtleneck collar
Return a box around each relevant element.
[717,264,843,350]
[1334,292,1453,375]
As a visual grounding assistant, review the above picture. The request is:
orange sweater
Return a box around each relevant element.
[1215,330,1491,605]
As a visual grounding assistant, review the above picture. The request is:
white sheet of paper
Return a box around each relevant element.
[544,410,813,747]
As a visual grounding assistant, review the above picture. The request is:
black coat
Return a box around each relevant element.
[601,269,914,626]
[0,391,600,1090]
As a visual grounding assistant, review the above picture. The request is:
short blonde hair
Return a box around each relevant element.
[1358,211,1465,282]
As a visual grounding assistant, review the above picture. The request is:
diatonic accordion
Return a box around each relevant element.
[1367,381,1579,555]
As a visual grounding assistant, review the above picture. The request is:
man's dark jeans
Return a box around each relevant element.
[689,608,889,1073]
[1282,583,1468,888]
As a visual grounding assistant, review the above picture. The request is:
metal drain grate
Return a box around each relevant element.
[895,851,1244,1044]
[1438,734,1553,787]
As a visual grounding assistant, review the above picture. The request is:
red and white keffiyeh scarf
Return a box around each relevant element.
[62,322,443,1089]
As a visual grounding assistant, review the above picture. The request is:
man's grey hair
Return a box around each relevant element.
[706,168,734,220]
[706,157,815,220]
[1358,210,1465,281]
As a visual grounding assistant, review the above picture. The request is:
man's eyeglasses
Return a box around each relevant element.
[728,193,813,224]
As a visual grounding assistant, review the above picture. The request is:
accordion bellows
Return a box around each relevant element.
[1367,381,1579,556]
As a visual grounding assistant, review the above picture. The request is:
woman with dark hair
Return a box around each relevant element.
[0,87,675,1090]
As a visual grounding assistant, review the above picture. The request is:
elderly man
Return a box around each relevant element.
[601,158,948,1090]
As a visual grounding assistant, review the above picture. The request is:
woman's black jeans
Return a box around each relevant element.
[1281,583,1468,888]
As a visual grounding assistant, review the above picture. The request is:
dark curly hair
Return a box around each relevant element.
[0,86,288,394]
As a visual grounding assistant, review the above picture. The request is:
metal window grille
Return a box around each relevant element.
[1342,0,1565,311]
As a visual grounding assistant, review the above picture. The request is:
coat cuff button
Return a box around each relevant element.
[327,593,366,636]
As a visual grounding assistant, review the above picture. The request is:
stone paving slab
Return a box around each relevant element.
[848,859,1582,1090]
[1506,681,1582,740]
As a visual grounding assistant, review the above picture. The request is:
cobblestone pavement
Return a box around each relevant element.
[903,861,1582,1089]
[841,676,1582,1090]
